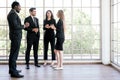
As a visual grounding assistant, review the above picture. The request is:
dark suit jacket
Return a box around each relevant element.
[7,9,24,40]
[43,19,56,38]
[24,16,40,39]
[56,19,65,39]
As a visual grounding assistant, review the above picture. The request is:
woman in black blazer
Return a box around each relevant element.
[43,10,56,66]
[54,10,65,70]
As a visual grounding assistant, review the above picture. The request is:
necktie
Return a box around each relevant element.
[33,17,37,27]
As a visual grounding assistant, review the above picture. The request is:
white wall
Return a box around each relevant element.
[101,0,111,65]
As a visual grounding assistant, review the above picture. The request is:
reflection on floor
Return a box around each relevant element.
[0,64,120,80]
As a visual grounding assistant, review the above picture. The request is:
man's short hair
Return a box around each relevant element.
[29,8,36,12]
[11,1,20,9]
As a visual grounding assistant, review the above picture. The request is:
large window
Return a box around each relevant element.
[111,0,120,65]
[0,0,101,60]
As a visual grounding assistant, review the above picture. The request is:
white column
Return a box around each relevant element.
[101,0,111,65]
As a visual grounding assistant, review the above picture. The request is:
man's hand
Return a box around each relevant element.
[32,28,39,33]
[24,22,30,28]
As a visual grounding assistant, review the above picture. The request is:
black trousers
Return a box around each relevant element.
[25,35,39,65]
[9,36,21,74]
[44,36,55,60]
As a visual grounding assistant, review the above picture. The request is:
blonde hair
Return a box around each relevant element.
[58,10,65,20]
[58,10,66,32]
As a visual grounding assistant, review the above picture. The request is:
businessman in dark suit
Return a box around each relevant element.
[24,8,40,69]
[7,1,29,78]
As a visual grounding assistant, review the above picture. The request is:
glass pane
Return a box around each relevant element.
[45,0,53,7]
[73,50,82,59]
[113,5,118,22]
[26,0,35,7]
[65,25,72,39]
[35,0,43,7]
[73,8,81,24]
[0,0,6,7]
[22,31,27,40]
[6,28,9,39]
[38,50,43,55]
[54,0,62,7]
[63,0,71,7]
[92,0,100,7]
[7,8,11,15]
[115,0,118,4]
[73,8,91,25]
[93,40,100,49]
[73,25,99,51]
[0,8,7,25]
[118,42,120,49]
[81,8,91,24]
[82,50,91,59]
[82,0,91,7]
[117,46,120,65]
[40,31,44,39]
[19,8,26,24]
[118,4,120,22]
[118,23,120,41]
[113,51,118,63]
[19,40,26,55]
[64,40,72,54]
[39,40,43,50]
[73,0,81,7]
[113,28,117,40]
[73,25,92,49]
[91,50,100,59]
[118,55,120,64]
[91,8,100,24]
[64,8,72,24]
[0,41,6,49]
[113,42,118,52]
[25,8,30,17]
[72,25,82,49]
[36,8,43,25]
[92,25,100,34]
[0,50,6,56]
[113,23,118,41]
[0,26,7,39]
[6,40,10,50]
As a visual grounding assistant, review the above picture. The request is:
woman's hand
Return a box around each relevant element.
[50,24,56,30]
[45,24,50,29]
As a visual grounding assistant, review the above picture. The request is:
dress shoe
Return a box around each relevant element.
[9,70,21,74]
[43,62,47,66]
[17,70,22,73]
[54,67,63,70]
[51,65,57,68]
[50,61,55,66]
[11,73,24,78]
[35,64,40,67]
[26,64,30,69]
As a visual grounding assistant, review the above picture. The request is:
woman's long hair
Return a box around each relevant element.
[57,10,65,21]
[58,10,66,32]
[45,10,54,20]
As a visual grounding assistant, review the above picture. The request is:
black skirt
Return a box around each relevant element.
[55,38,64,50]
